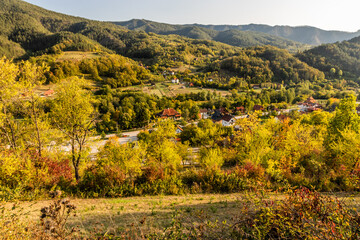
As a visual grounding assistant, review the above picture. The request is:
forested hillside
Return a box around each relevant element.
[298,36,360,79]
[208,46,325,84]
[0,0,332,89]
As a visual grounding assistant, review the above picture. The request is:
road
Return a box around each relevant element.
[88,131,140,157]
[55,130,141,159]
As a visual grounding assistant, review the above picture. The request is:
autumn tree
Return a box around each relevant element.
[139,119,184,176]
[0,57,23,149]
[18,60,49,156]
[51,77,96,181]
[97,136,143,179]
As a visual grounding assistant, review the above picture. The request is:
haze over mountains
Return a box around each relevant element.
[116,19,360,46]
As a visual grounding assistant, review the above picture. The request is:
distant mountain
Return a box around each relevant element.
[114,19,309,52]
[2,0,357,84]
[116,19,360,46]
[0,0,241,61]
[0,0,247,68]
[298,36,360,78]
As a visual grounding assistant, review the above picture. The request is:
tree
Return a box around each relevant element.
[199,147,224,170]
[51,77,96,181]
[139,119,183,176]
[328,95,360,140]
[19,60,49,156]
[0,57,22,150]
[338,69,343,78]
[330,68,336,78]
[97,136,143,179]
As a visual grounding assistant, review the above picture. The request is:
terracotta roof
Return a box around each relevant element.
[44,89,54,96]
[158,108,180,118]
[308,107,321,112]
[200,109,208,113]
[305,97,316,104]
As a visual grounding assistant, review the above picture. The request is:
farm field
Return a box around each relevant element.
[121,82,232,97]
[56,51,103,62]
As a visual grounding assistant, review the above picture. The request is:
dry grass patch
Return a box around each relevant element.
[3,192,360,238]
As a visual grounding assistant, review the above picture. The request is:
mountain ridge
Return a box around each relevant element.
[116,19,360,46]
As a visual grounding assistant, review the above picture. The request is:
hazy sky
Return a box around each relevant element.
[23,0,360,32]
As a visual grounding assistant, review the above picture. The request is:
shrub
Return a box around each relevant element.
[232,187,360,239]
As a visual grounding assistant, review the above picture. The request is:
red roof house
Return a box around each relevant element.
[305,97,316,104]
[157,108,181,119]
[44,89,55,97]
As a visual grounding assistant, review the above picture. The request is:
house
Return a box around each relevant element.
[219,107,228,114]
[171,79,179,84]
[208,78,214,82]
[307,107,322,113]
[43,89,55,97]
[200,109,210,119]
[189,83,194,87]
[305,97,316,104]
[234,106,245,114]
[298,97,322,113]
[253,105,264,111]
[252,85,260,89]
[176,126,183,134]
[211,110,223,122]
[221,114,236,127]
[157,108,181,119]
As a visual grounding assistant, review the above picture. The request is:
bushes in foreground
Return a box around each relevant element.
[2,188,359,239]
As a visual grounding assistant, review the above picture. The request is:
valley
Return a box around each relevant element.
[0,0,360,239]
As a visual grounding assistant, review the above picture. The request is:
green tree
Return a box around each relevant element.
[328,95,360,140]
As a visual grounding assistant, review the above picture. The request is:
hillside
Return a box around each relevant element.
[298,36,360,78]
[3,0,357,87]
[114,19,308,52]
[116,19,360,46]
[206,46,325,84]
[0,0,244,68]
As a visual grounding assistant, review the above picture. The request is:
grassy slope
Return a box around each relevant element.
[6,192,360,237]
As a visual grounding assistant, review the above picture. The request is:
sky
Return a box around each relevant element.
[23,0,360,32]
